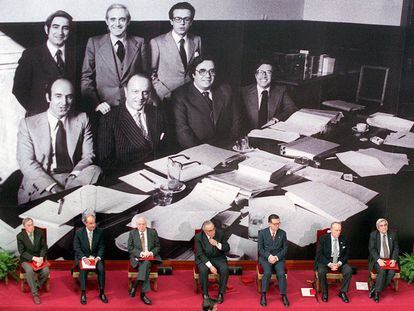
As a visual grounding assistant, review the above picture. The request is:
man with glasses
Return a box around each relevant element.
[81,3,147,114]
[258,214,289,307]
[150,2,201,100]
[368,218,399,303]
[172,56,241,148]
[240,60,297,134]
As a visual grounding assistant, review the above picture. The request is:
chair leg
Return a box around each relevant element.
[257,277,262,293]
[20,279,25,292]
[194,278,199,294]
[394,279,399,292]
[45,278,50,292]
[152,278,158,292]
[128,277,132,291]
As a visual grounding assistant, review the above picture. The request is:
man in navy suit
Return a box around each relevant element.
[73,213,108,305]
[13,10,75,116]
[316,222,352,303]
[258,214,289,307]
[368,218,399,303]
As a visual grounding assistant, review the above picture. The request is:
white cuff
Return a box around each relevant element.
[206,261,212,268]
[216,243,222,250]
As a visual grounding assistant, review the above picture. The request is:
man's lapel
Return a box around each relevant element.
[166,32,184,70]
[40,45,59,75]
[268,86,281,119]
[34,113,52,165]
[119,105,149,148]
[122,36,138,80]
[246,85,259,126]
[65,113,81,161]
[97,34,119,79]
[211,87,225,125]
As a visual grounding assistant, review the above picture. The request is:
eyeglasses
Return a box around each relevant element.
[270,222,280,225]
[172,17,193,23]
[256,70,273,76]
[168,154,201,169]
[195,69,216,77]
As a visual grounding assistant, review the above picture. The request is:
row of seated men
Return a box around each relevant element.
[18,215,399,306]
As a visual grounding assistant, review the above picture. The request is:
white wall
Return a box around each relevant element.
[303,0,404,26]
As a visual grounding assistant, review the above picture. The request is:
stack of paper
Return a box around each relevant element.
[248,128,300,143]
[293,166,344,179]
[238,157,286,181]
[367,113,414,132]
[119,169,167,192]
[280,136,339,160]
[384,131,414,149]
[322,100,365,112]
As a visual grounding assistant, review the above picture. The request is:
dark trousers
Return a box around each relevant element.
[198,258,229,295]
[132,260,152,293]
[79,260,105,291]
[317,263,352,294]
[259,258,287,294]
[373,262,396,292]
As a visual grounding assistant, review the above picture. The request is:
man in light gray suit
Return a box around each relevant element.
[81,3,148,115]
[150,2,201,100]
[17,78,102,204]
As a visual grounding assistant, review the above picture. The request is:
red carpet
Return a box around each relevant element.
[0,269,413,310]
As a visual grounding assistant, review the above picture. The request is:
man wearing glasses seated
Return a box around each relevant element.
[240,60,297,134]
[150,2,201,100]
[171,56,241,148]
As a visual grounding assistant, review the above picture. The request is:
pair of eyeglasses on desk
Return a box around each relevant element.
[168,154,201,169]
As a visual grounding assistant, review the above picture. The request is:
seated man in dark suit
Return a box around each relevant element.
[258,214,289,307]
[73,213,108,305]
[172,56,241,148]
[316,221,352,303]
[195,220,230,304]
[368,218,399,303]
[13,10,75,116]
[98,74,166,177]
[128,216,162,305]
[16,218,49,305]
[16,78,102,205]
[240,60,297,134]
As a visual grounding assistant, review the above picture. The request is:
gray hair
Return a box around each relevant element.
[202,220,214,230]
[82,213,96,224]
[22,217,33,226]
[330,221,342,228]
[376,218,388,229]
[105,3,131,22]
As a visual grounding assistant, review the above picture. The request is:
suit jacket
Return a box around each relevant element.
[17,228,48,262]
[128,228,162,268]
[81,34,148,108]
[240,83,297,133]
[172,83,241,149]
[73,227,105,261]
[97,103,165,175]
[13,44,76,116]
[195,229,230,266]
[17,111,95,204]
[258,228,288,262]
[316,233,349,266]
[150,31,201,99]
[368,230,399,271]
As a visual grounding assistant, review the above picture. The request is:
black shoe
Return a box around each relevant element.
[99,293,108,303]
[282,294,289,307]
[141,293,152,305]
[129,286,137,298]
[338,291,349,303]
[217,293,224,304]
[373,291,380,303]
[368,287,375,298]
[260,293,267,306]
[322,292,328,302]
[80,293,87,305]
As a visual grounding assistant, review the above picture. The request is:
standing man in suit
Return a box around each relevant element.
[13,10,75,116]
[150,2,201,100]
[240,60,297,134]
[258,214,289,307]
[128,217,162,305]
[97,74,165,177]
[17,218,49,305]
[195,220,230,304]
[73,213,108,305]
[316,222,352,303]
[81,3,147,115]
[368,218,399,303]
[16,78,102,205]
[172,56,241,148]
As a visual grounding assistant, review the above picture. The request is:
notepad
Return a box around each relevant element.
[322,100,365,112]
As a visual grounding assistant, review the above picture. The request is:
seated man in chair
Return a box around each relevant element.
[128,216,161,305]
[316,221,352,303]
[258,214,289,307]
[17,218,49,305]
[368,218,399,303]
[195,220,230,304]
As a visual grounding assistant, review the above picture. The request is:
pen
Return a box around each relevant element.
[139,172,156,184]
[325,156,337,160]
[397,134,406,139]
[57,198,64,215]
[286,165,306,175]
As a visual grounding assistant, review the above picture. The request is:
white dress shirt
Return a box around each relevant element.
[330,235,342,266]
[110,34,127,54]
[47,40,65,63]
[256,85,270,109]
[126,105,148,137]
[171,30,189,61]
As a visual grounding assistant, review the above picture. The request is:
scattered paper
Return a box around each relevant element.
[301,288,316,296]
[367,114,414,132]
[356,282,369,290]
[384,131,414,149]
[248,128,300,143]
[215,211,241,228]
[227,234,258,260]
[119,169,167,192]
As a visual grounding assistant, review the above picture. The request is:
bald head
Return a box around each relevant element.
[125,75,151,112]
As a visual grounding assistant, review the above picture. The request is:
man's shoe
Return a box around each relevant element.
[129,286,137,298]
[99,293,108,303]
[338,291,349,303]
[373,291,380,303]
[217,293,224,304]
[33,295,40,304]
[282,294,290,307]
[140,293,152,305]
[80,293,87,305]
[260,293,267,306]
[368,287,375,298]
[322,292,328,302]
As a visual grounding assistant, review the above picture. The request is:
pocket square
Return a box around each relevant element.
[194,51,200,58]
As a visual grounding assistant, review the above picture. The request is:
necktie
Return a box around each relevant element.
[88,231,93,249]
[116,40,125,62]
[271,231,275,241]
[332,238,339,263]
[258,90,268,127]
[29,232,34,244]
[383,234,390,258]
[140,232,145,251]
[179,38,187,70]
[55,49,64,74]
[55,120,72,173]
[202,91,213,109]
[134,112,149,140]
